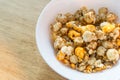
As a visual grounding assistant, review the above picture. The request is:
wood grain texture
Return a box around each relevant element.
[0,0,66,80]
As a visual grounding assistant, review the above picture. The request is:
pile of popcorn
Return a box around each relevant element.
[51,7,120,73]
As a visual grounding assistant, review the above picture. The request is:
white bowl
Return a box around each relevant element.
[36,0,120,80]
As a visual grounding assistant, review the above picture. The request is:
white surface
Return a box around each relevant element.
[36,0,120,80]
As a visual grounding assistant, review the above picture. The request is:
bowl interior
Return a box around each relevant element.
[36,0,120,80]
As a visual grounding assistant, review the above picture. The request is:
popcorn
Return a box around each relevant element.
[82,31,97,42]
[51,7,120,73]
[68,30,80,39]
[61,46,74,56]
[97,46,106,56]
[75,47,86,59]
[106,49,119,61]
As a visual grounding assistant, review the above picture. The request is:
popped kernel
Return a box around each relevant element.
[84,11,96,24]
[75,47,86,59]
[56,14,67,24]
[107,12,117,22]
[73,25,81,32]
[82,31,97,42]
[66,21,76,28]
[110,27,120,40]
[78,65,86,72]
[106,49,119,61]
[52,22,62,32]
[102,41,113,49]
[94,60,104,68]
[95,30,106,40]
[97,46,106,56]
[101,22,115,33]
[60,27,68,35]
[85,25,96,32]
[73,37,83,46]
[70,55,78,64]
[88,57,96,65]
[61,46,74,56]
[57,51,65,61]
[54,36,66,49]
[85,65,92,72]
[68,30,80,39]
[99,7,108,14]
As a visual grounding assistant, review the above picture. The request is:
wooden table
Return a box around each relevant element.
[0,0,66,80]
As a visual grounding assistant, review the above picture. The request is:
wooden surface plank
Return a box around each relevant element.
[0,0,66,80]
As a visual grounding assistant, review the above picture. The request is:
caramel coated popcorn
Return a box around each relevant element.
[51,7,120,73]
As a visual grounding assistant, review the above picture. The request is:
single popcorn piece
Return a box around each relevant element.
[73,25,81,32]
[75,47,86,59]
[82,31,97,42]
[61,46,74,56]
[70,55,78,64]
[68,30,80,39]
[84,54,89,62]
[97,46,106,56]
[102,41,113,49]
[88,49,96,55]
[52,22,62,32]
[94,60,104,68]
[106,49,119,61]
[80,6,88,15]
[65,13,75,21]
[78,26,86,34]
[60,27,68,35]
[54,36,66,49]
[56,14,67,24]
[107,12,117,22]
[99,7,108,14]
[110,27,120,40]
[84,11,96,24]
[100,22,115,33]
[88,57,96,65]
[57,51,65,61]
[98,7,108,21]
[85,65,92,73]
[87,41,97,50]
[95,30,106,40]
[66,21,76,28]
[73,37,83,45]
[78,65,86,71]
[85,25,96,32]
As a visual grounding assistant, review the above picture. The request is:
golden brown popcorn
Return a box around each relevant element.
[97,46,106,56]
[84,11,96,24]
[107,12,117,22]
[106,49,119,61]
[82,31,97,42]
[70,55,78,64]
[54,36,66,49]
[51,7,120,73]
[68,30,81,39]
[56,14,67,24]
